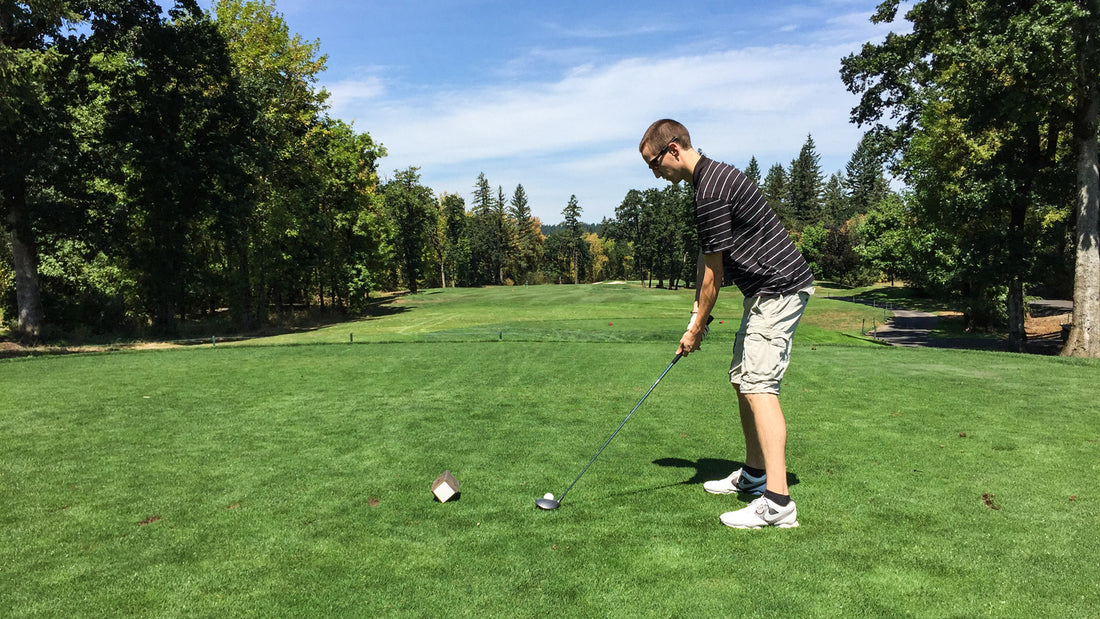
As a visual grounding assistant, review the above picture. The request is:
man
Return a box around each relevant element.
[639,119,814,529]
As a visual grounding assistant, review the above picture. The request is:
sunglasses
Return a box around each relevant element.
[647,137,679,170]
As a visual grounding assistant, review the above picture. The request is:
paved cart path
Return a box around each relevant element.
[831,296,1071,354]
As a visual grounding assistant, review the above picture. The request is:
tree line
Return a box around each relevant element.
[392,133,896,294]
[841,0,1100,357]
[3,0,1098,357]
[3,0,394,337]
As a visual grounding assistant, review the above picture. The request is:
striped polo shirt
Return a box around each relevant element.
[692,156,814,297]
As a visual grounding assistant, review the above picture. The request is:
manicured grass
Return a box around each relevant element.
[250,283,885,347]
[2,284,1097,616]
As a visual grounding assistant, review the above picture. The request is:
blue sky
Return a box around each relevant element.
[196,0,906,224]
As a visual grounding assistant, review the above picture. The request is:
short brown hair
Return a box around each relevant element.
[639,119,693,154]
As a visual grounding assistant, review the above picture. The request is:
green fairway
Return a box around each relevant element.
[2,285,1097,616]
[249,283,886,347]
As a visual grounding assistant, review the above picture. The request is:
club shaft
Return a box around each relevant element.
[557,353,681,503]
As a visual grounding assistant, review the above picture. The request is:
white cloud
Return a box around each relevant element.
[546,22,672,39]
[328,16,898,223]
[325,76,386,115]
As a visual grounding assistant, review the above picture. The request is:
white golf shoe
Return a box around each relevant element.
[703,468,766,496]
[720,495,799,529]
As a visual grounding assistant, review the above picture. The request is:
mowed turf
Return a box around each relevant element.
[251,283,886,346]
[1,284,1097,617]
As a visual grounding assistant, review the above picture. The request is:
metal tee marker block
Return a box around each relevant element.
[432,470,460,503]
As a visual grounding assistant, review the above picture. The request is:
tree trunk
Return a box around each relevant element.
[1062,85,1100,357]
[1007,277,1025,352]
[1063,91,1100,356]
[1007,123,1044,353]
[5,183,44,340]
[1062,6,1100,356]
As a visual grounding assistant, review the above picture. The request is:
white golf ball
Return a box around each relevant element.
[543,493,554,500]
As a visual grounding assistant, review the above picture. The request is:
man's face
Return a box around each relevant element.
[642,138,679,182]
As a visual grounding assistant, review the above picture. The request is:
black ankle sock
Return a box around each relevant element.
[764,490,791,507]
[742,465,766,479]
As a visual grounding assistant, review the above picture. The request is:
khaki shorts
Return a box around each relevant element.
[729,288,812,394]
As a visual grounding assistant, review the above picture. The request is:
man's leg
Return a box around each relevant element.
[719,290,809,528]
[740,391,788,495]
[738,389,762,470]
[704,381,767,495]
[720,390,798,528]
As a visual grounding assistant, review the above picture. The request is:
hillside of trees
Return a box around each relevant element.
[3,1,1098,356]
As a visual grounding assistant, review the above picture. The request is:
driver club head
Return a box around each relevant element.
[535,497,561,510]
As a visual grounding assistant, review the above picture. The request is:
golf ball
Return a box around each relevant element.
[543,493,554,500]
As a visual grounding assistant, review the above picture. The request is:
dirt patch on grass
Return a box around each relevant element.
[1026,312,1071,338]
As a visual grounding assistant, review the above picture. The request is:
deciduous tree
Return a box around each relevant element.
[0,0,82,338]
[842,0,1100,353]
[383,167,435,294]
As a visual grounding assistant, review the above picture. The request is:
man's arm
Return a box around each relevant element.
[679,251,723,356]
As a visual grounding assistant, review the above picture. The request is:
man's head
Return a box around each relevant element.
[639,119,698,184]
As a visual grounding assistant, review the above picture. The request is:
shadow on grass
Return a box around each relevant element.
[588,458,801,504]
[652,457,801,490]
[851,286,954,314]
[0,294,414,357]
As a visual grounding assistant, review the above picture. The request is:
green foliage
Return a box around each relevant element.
[467,172,502,285]
[382,167,435,294]
[796,223,828,276]
[610,189,645,279]
[845,133,890,218]
[9,0,1090,347]
[0,236,12,325]
[787,134,825,229]
[628,186,695,289]
[821,172,849,228]
[508,184,542,284]
[743,155,762,185]
[762,163,792,228]
[34,237,138,333]
[1,0,88,337]
[93,2,250,334]
[841,0,1096,338]
[799,220,878,288]
[854,193,912,285]
[439,192,468,286]
[560,195,583,283]
[0,0,390,339]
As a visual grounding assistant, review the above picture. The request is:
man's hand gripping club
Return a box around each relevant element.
[678,251,723,357]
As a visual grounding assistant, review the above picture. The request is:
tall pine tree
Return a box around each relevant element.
[562,195,582,284]
[468,172,497,284]
[762,163,792,229]
[744,156,762,185]
[787,134,824,229]
[845,133,890,216]
[509,184,541,283]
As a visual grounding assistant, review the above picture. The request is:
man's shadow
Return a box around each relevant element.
[592,457,801,503]
[652,457,800,490]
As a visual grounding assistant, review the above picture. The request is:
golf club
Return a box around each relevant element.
[536,316,712,510]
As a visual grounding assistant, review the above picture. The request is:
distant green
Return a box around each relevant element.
[2,284,1096,617]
